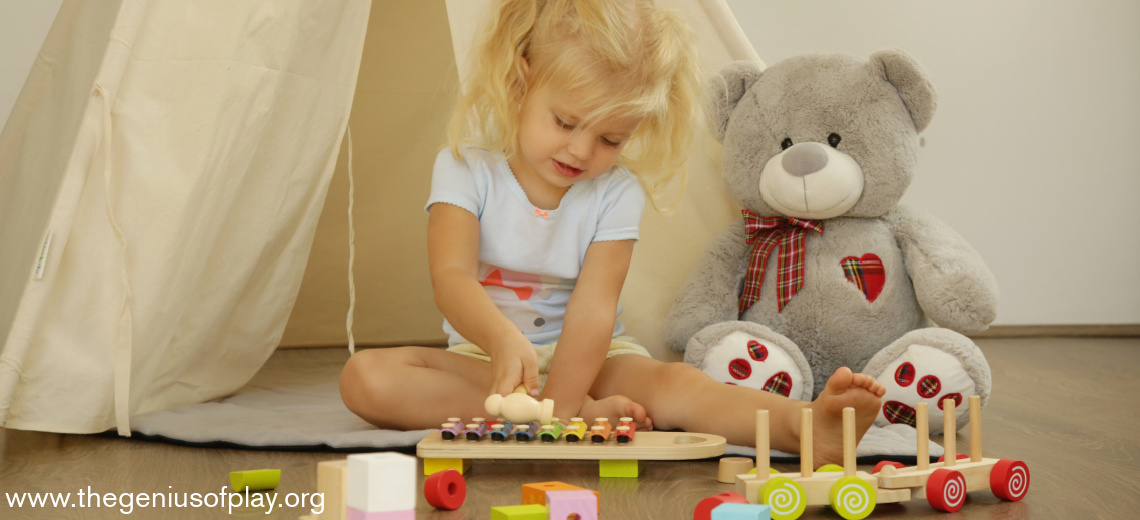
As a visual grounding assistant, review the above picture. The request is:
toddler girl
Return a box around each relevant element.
[340,0,885,465]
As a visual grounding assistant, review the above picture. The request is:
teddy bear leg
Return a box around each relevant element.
[861,327,992,434]
[683,321,815,401]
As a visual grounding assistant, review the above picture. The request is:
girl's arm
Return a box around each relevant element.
[427,203,541,397]
[541,239,635,420]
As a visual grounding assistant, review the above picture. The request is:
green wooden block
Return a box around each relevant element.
[229,469,281,492]
[599,459,639,478]
[490,504,548,519]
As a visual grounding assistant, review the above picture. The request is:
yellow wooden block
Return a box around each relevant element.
[423,457,471,476]
[315,460,347,520]
[599,459,639,478]
[491,504,548,519]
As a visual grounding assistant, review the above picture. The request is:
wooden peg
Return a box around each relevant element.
[943,398,956,467]
[843,407,855,477]
[755,410,770,481]
[800,408,813,478]
[916,402,929,471]
[970,395,982,462]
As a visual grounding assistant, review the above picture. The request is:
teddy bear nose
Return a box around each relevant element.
[781,142,829,177]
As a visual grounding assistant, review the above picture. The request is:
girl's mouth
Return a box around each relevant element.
[553,159,584,178]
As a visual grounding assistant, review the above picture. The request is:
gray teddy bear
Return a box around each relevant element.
[666,49,998,433]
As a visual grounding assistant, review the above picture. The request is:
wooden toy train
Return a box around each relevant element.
[735,396,1029,519]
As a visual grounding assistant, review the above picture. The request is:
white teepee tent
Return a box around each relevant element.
[0,0,759,436]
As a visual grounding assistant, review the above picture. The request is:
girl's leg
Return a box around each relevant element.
[339,346,494,430]
[589,355,884,467]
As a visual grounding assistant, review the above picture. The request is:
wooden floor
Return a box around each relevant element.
[2,336,1139,519]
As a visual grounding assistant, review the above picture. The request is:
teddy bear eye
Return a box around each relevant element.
[828,133,842,148]
[781,138,794,150]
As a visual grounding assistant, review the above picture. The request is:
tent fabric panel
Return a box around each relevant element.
[0,0,125,420]
[3,0,372,433]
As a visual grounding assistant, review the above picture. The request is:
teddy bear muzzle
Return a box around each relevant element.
[759,141,864,220]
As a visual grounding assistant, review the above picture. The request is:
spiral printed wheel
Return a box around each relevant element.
[759,476,807,519]
[990,459,1030,501]
[926,468,967,512]
[829,476,876,520]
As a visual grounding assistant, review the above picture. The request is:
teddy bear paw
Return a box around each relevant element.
[871,343,980,433]
[685,323,814,401]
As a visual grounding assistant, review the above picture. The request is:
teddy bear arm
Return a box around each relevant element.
[887,206,999,334]
[664,225,749,355]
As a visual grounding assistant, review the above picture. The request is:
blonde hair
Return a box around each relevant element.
[448,0,702,210]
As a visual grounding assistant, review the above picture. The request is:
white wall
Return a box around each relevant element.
[0,0,63,128]
[725,0,1140,325]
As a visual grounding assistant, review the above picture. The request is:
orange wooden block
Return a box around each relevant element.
[521,482,600,513]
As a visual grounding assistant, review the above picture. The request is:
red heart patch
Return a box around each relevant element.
[840,254,885,302]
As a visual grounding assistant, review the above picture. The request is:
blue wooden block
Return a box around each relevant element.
[711,502,771,520]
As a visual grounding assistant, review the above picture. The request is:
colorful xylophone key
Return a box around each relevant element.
[615,416,636,444]
[440,418,464,440]
[563,417,588,443]
[590,418,613,444]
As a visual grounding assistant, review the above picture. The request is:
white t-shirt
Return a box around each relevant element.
[424,147,645,346]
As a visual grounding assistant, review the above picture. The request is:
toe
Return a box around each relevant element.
[826,366,855,393]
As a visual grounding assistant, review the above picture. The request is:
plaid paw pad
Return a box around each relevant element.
[762,372,793,397]
[937,393,963,410]
[917,375,941,398]
[894,362,916,387]
[882,400,917,426]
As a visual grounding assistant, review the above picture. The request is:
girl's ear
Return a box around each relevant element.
[520,56,530,77]
[708,60,763,143]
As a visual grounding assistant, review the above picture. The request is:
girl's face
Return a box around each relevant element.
[510,81,641,199]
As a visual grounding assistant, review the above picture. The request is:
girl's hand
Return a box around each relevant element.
[489,333,541,398]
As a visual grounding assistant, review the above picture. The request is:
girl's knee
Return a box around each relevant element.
[339,348,405,414]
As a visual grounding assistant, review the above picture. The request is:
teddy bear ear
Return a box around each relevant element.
[708,60,764,142]
[870,49,938,133]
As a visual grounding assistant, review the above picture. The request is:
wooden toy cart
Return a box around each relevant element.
[735,396,1030,519]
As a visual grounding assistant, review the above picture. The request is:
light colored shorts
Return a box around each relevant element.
[446,335,652,391]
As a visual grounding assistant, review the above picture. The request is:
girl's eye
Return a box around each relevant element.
[555,117,575,130]
[828,133,842,148]
[781,138,794,150]
[601,137,622,147]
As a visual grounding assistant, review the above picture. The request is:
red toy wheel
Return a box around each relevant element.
[872,461,904,474]
[937,453,969,463]
[424,468,466,510]
[926,468,967,512]
[990,459,1030,501]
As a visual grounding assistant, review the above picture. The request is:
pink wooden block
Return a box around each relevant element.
[547,489,598,520]
[347,508,414,520]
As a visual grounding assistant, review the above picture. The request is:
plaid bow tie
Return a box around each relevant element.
[739,210,824,314]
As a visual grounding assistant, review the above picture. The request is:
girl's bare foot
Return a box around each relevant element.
[579,395,653,431]
[808,367,885,467]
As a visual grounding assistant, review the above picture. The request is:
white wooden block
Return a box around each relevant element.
[347,452,416,513]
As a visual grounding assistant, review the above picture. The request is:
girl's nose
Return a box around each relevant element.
[566,132,594,161]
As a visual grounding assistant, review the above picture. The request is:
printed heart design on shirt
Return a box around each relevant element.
[840,254,885,302]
